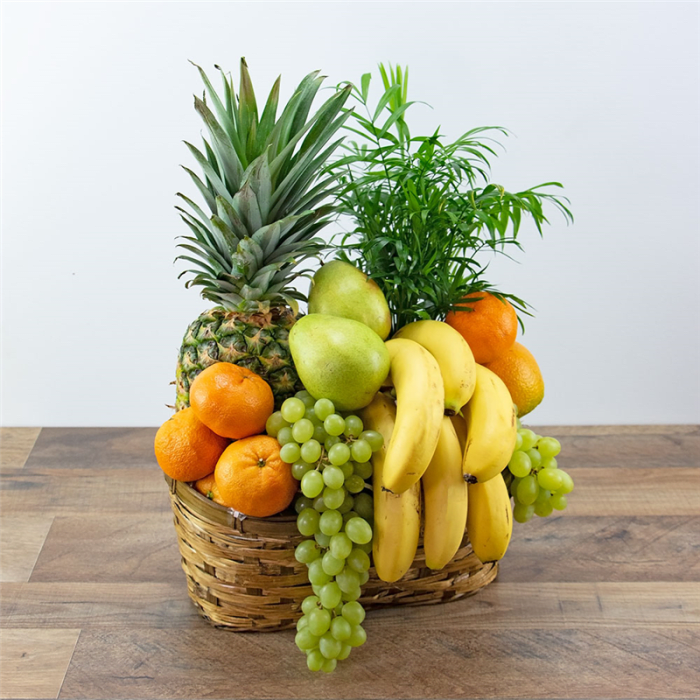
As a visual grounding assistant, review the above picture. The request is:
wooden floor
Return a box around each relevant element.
[1,425,698,700]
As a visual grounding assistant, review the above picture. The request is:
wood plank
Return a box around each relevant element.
[22,428,158,470]
[57,626,700,700]
[502,515,700,582]
[0,515,55,582]
[563,466,700,516]
[0,428,42,472]
[29,514,181,583]
[0,467,172,516]
[2,581,696,631]
[528,424,698,436]
[0,628,80,700]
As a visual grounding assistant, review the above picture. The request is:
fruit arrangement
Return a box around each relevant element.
[155,59,573,672]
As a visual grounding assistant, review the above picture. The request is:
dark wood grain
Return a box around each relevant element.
[0,426,698,700]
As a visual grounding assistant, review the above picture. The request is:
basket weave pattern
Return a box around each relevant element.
[167,476,498,631]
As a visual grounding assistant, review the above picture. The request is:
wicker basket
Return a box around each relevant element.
[166,475,498,631]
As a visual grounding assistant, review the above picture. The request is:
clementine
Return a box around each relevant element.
[445,292,518,364]
[189,363,274,439]
[194,473,228,506]
[154,408,229,482]
[484,341,544,418]
[215,435,297,517]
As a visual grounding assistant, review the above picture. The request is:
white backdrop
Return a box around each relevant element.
[2,1,699,427]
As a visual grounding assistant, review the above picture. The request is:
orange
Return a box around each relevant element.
[445,292,518,364]
[484,341,544,418]
[154,408,229,482]
[215,435,297,517]
[194,473,228,506]
[189,363,274,439]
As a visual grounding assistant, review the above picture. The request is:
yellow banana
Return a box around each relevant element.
[382,338,444,493]
[466,473,513,563]
[462,364,517,483]
[422,417,469,570]
[361,392,421,583]
[394,320,476,414]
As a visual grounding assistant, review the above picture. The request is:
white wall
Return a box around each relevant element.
[2,1,698,427]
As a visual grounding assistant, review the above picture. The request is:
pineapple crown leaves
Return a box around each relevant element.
[175,59,353,313]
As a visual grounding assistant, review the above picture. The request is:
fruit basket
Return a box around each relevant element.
[167,476,497,631]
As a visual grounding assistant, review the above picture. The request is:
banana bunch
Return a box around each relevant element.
[361,393,421,583]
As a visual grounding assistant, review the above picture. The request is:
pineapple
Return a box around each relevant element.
[174,59,351,409]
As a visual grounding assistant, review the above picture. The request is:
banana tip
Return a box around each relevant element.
[464,474,478,484]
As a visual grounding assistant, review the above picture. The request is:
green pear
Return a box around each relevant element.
[289,314,390,411]
[308,260,392,340]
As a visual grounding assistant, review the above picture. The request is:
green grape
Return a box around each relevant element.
[313,495,328,513]
[535,488,551,505]
[346,548,370,573]
[277,426,294,446]
[292,418,315,444]
[355,539,373,555]
[344,415,364,438]
[319,510,343,536]
[301,595,320,615]
[308,559,332,586]
[519,428,537,451]
[301,470,324,498]
[345,475,365,494]
[314,532,331,547]
[353,460,373,480]
[330,532,353,560]
[538,468,563,491]
[311,584,324,597]
[341,462,355,479]
[538,436,561,458]
[295,540,321,564]
[542,456,558,470]
[508,450,532,478]
[330,616,352,641]
[513,502,535,523]
[300,439,322,464]
[550,492,568,510]
[305,407,322,426]
[558,470,575,494]
[295,390,317,408]
[292,461,314,480]
[351,439,372,463]
[306,649,324,672]
[324,414,346,437]
[265,411,289,437]
[334,602,344,616]
[514,432,524,451]
[319,581,342,609]
[342,510,359,524]
[324,435,341,451]
[313,425,328,444]
[341,588,361,602]
[346,517,372,544]
[535,499,554,517]
[526,448,542,470]
[337,643,352,661]
[348,624,367,647]
[297,508,320,537]
[297,615,309,631]
[280,441,301,464]
[322,465,344,490]
[352,493,373,521]
[281,397,306,423]
[337,493,355,514]
[336,567,361,594]
[341,601,365,625]
[329,443,351,466]
[510,476,522,499]
[358,570,370,586]
[295,389,311,400]
[321,551,345,577]
[314,398,335,421]
[320,658,337,673]
[295,628,320,651]
[294,496,314,514]
[516,475,539,506]
[323,486,345,510]
[360,430,384,452]
[308,607,331,636]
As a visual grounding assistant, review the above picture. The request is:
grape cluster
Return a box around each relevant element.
[505,423,575,523]
[266,390,382,673]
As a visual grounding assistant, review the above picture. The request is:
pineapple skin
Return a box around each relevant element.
[175,306,302,411]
